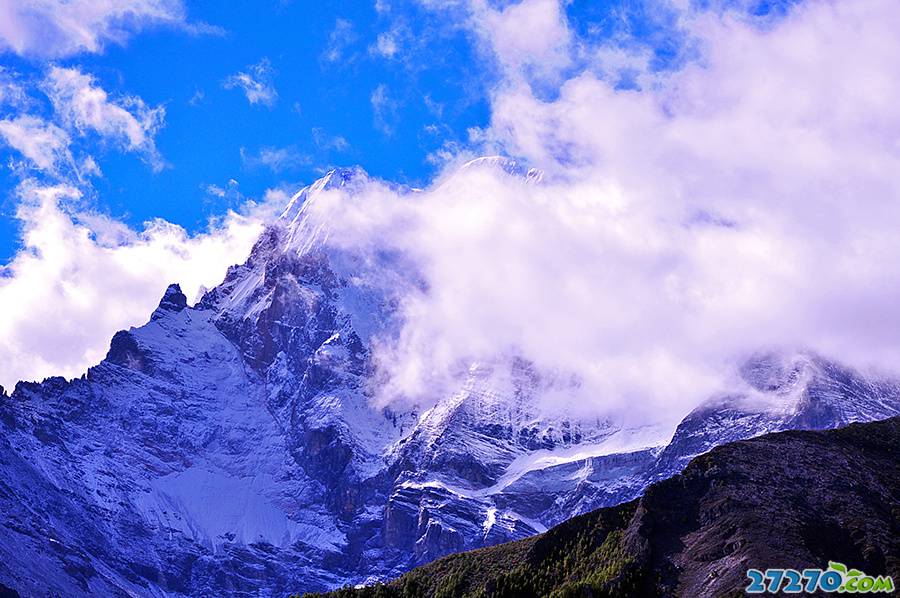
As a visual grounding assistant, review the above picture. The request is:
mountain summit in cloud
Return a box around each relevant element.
[0,169,897,596]
[1,0,900,595]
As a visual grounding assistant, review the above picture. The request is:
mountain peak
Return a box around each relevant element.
[276,157,539,235]
[460,155,543,183]
[151,283,188,320]
[280,166,370,224]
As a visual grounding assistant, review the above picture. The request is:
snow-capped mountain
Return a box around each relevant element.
[0,162,898,596]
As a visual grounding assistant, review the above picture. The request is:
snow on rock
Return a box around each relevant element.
[0,166,898,596]
[138,467,344,551]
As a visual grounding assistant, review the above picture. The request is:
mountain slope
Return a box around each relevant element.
[0,164,898,595]
[311,416,900,598]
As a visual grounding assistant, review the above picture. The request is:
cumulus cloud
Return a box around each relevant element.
[419,0,571,84]
[471,0,571,78]
[223,58,278,107]
[0,180,269,389]
[300,0,900,424]
[44,66,166,170]
[0,0,190,57]
[4,0,899,433]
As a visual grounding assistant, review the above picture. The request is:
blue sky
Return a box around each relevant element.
[0,0,772,263]
[8,0,896,396]
[0,1,499,260]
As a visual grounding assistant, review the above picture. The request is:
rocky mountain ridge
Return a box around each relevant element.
[310,416,900,598]
[0,162,898,596]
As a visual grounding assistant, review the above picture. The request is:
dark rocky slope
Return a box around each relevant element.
[310,416,900,597]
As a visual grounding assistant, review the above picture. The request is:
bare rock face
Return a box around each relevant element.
[0,166,898,596]
[314,417,900,598]
[151,283,188,319]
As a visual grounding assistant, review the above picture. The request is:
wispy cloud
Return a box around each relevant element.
[0,115,73,174]
[204,183,227,198]
[188,89,205,106]
[471,0,571,84]
[371,31,400,59]
[0,67,29,108]
[312,128,350,152]
[44,66,166,171]
[305,0,900,424]
[240,145,308,172]
[0,67,165,178]
[223,58,278,107]
[371,83,398,135]
[321,19,357,63]
[0,0,217,58]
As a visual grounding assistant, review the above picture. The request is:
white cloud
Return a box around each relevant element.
[371,83,398,135]
[0,67,28,107]
[299,0,900,424]
[370,21,417,63]
[223,58,278,107]
[204,183,226,197]
[44,66,166,170]
[5,0,900,434]
[472,0,572,77]
[589,44,656,89]
[0,0,188,57]
[311,127,350,152]
[0,114,73,173]
[372,31,399,58]
[0,67,162,178]
[322,19,357,63]
[188,89,205,106]
[0,180,268,389]
[424,0,571,83]
[240,145,308,172]
[80,154,101,177]
[201,178,244,203]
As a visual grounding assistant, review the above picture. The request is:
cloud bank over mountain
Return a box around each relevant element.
[0,182,267,388]
[2,0,900,425]
[298,0,900,420]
